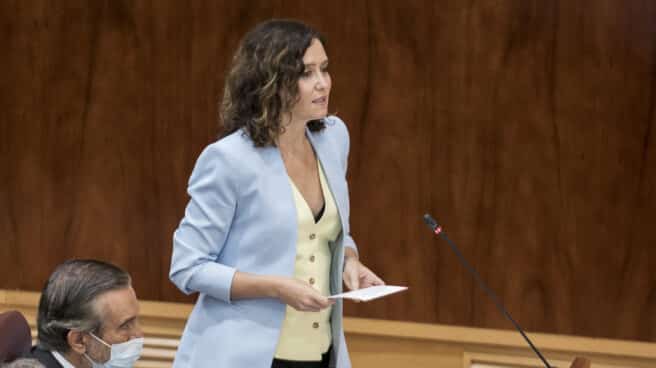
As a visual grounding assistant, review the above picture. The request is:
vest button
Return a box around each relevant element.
[309,255,316,262]
[313,322,319,329]
[309,277,315,285]
[309,233,316,240]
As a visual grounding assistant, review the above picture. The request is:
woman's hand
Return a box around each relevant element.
[274,277,335,312]
[342,249,384,291]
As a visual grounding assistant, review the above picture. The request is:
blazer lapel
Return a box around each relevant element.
[255,142,299,248]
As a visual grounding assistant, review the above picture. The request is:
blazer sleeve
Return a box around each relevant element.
[330,116,359,255]
[169,143,238,303]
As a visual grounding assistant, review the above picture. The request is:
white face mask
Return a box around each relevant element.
[84,333,144,368]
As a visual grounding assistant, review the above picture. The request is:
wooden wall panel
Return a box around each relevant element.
[1,0,654,342]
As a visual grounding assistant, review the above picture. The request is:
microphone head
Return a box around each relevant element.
[423,213,438,230]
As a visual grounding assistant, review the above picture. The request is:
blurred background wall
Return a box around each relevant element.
[1,0,654,342]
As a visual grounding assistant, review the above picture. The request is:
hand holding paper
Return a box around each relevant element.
[328,285,408,302]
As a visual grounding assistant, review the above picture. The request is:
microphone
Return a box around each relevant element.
[423,213,553,368]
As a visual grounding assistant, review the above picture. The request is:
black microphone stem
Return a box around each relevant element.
[423,214,553,368]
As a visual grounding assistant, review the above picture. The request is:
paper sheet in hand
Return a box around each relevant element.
[328,285,407,302]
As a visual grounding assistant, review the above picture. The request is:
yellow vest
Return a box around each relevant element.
[274,160,342,361]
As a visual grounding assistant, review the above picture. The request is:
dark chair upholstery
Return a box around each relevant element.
[0,310,32,363]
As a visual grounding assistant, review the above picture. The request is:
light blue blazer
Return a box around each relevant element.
[169,116,357,368]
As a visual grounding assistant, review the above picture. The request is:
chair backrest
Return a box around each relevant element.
[0,310,32,363]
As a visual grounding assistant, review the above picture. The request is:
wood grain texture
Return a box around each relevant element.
[1,0,654,342]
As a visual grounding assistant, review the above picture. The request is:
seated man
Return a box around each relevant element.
[24,260,144,368]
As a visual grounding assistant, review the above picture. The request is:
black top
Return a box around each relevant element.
[314,203,325,223]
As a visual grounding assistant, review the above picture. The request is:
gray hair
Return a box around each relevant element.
[2,359,45,368]
[36,260,131,353]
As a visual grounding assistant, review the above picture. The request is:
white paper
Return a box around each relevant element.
[328,285,408,302]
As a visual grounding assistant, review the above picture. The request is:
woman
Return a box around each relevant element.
[169,19,383,368]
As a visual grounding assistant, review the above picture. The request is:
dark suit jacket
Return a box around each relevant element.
[22,346,63,368]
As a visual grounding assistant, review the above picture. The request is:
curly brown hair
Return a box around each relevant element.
[220,19,327,147]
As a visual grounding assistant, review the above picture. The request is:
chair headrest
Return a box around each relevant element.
[0,310,32,363]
